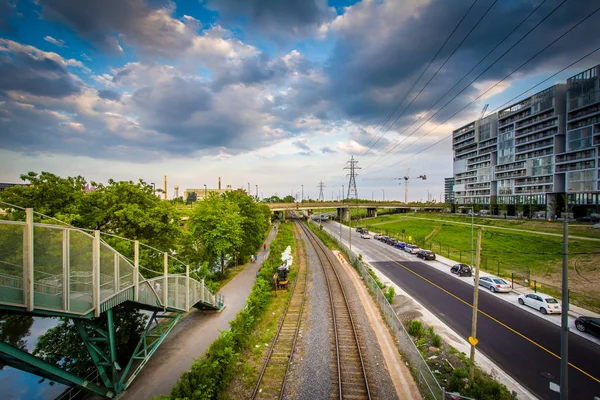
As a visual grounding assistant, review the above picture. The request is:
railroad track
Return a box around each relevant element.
[251,221,308,400]
[298,221,371,400]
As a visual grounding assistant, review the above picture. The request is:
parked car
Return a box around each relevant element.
[373,234,382,239]
[355,227,365,233]
[361,233,371,239]
[518,293,562,314]
[379,236,389,242]
[417,250,436,260]
[404,244,420,254]
[388,238,398,246]
[477,276,511,293]
[394,241,406,249]
[450,264,472,277]
[574,316,600,338]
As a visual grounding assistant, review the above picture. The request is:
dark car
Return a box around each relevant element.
[388,238,398,246]
[450,263,472,277]
[575,316,600,338]
[417,250,436,260]
[379,236,390,242]
[356,227,365,233]
[394,241,406,249]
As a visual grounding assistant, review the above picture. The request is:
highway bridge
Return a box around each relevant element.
[266,202,446,219]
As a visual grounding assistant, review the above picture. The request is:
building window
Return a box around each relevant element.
[567,127,592,151]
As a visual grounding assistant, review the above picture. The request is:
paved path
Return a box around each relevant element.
[118,225,278,400]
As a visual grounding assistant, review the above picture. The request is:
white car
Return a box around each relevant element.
[517,293,562,314]
[404,244,420,254]
[361,233,371,239]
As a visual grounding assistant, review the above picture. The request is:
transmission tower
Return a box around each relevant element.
[344,156,360,199]
[317,181,325,201]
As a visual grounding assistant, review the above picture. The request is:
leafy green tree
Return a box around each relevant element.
[0,171,87,223]
[189,193,243,274]
[282,195,295,203]
[263,195,283,203]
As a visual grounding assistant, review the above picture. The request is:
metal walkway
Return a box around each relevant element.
[0,208,224,398]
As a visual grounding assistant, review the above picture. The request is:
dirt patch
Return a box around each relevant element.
[425,225,441,242]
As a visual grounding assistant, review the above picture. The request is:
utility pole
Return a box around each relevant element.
[560,201,569,399]
[469,227,483,382]
[317,181,325,201]
[301,184,304,203]
[255,185,258,199]
[344,157,360,251]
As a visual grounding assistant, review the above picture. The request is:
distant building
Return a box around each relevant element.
[444,178,455,204]
[184,188,230,201]
[451,64,600,217]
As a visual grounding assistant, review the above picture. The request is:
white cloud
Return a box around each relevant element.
[44,35,67,47]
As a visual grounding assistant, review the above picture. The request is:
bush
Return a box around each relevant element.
[165,222,295,400]
[407,320,424,338]
[384,286,395,304]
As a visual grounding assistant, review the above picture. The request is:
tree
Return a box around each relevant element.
[189,193,243,274]
[263,195,283,203]
[282,195,295,203]
[0,313,34,370]
[0,171,87,223]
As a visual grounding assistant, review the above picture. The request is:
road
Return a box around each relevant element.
[323,221,600,400]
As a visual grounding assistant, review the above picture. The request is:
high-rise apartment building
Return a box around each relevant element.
[444,177,455,204]
[451,64,600,216]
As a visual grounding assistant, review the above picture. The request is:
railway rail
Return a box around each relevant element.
[251,222,308,400]
[298,221,371,399]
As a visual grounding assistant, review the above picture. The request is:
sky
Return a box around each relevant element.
[0,0,599,202]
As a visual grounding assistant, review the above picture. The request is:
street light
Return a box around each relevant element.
[372,190,375,201]
[203,184,207,199]
[426,189,430,202]
[382,189,385,202]
[151,182,156,195]
[255,185,258,198]
[342,185,345,202]
[301,184,304,203]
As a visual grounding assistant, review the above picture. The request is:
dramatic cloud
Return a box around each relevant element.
[44,36,66,47]
[321,146,336,154]
[206,0,335,41]
[0,39,83,97]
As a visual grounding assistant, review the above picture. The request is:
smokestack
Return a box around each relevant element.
[218,177,221,190]
[174,185,179,198]
[163,176,167,200]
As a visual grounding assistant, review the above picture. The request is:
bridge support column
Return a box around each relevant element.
[337,207,349,222]
[134,241,139,302]
[366,207,378,218]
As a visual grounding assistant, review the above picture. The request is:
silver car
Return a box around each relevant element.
[477,276,511,293]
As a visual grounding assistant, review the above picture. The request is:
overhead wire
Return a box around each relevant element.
[375,46,600,172]
[361,0,553,171]
[359,0,498,162]
[362,5,600,175]
[357,0,479,158]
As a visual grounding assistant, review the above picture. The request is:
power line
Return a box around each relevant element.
[369,43,600,172]
[317,180,325,201]
[344,156,360,199]
[360,0,498,162]
[358,0,479,158]
[363,4,600,175]
[363,0,571,171]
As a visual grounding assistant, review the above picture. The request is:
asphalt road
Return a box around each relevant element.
[323,221,600,400]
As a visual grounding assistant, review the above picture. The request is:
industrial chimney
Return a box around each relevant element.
[163,175,167,200]
[174,185,179,199]
[218,177,221,190]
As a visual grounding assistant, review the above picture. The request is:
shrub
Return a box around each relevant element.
[407,320,424,338]
[384,286,395,304]
[431,333,442,348]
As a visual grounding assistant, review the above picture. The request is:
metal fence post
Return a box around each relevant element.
[62,229,70,312]
[114,253,119,293]
[185,265,190,310]
[512,272,514,288]
[534,280,537,293]
[163,252,168,309]
[133,241,139,302]
[201,278,205,303]
[24,208,34,311]
[93,230,101,318]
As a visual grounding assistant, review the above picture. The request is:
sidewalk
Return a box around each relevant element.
[118,224,279,400]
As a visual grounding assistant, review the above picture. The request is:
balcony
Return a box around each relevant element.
[515,119,557,137]
[467,162,490,171]
[453,132,475,145]
[568,89,600,111]
[499,98,531,118]
[514,185,553,194]
[495,161,526,173]
[515,138,553,154]
[555,160,595,173]
[567,114,600,131]
[498,187,513,195]
[515,110,555,129]
[515,176,553,186]
[495,170,527,180]
[515,148,553,161]
[466,183,491,190]
[499,109,532,127]
[568,104,600,121]
[453,124,476,137]
[555,149,596,164]
[515,129,556,146]
[499,125,514,135]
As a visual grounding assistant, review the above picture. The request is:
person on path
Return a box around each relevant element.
[263,243,267,251]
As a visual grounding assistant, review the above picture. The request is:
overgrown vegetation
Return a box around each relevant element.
[164,222,295,400]
[405,319,514,400]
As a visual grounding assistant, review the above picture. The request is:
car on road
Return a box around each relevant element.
[373,234,382,239]
[518,293,562,314]
[379,236,389,242]
[477,276,511,293]
[574,316,600,338]
[450,264,472,277]
[394,241,406,249]
[355,227,365,233]
[361,233,371,239]
[388,238,398,246]
[404,244,420,254]
[417,250,436,260]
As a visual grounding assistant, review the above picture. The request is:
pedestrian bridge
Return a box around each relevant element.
[0,208,224,398]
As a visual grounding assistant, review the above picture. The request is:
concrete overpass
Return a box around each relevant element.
[266,202,446,221]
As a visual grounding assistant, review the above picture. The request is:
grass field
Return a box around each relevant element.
[349,213,600,313]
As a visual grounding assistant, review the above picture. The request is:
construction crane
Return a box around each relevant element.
[362,167,426,203]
